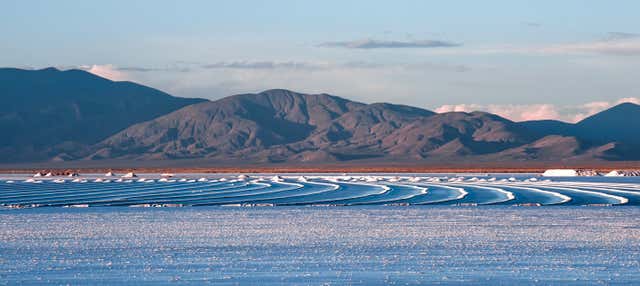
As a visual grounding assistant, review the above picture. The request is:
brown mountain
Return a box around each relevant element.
[3,67,640,165]
[0,67,205,162]
[88,89,638,164]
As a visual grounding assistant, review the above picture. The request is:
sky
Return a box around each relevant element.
[1,0,640,122]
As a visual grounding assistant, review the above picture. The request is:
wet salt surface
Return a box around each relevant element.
[1,206,640,285]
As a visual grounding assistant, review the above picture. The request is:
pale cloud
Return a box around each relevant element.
[435,97,640,123]
[79,64,129,81]
[319,39,461,49]
[426,32,640,57]
[201,61,328,70]
[540,38,640,56]
[435,103,560,122]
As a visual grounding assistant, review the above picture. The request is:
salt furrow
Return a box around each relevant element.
[516,183,629,205]
[9,183,247,207]
[488,183,571,205]
[407,183,468,204]
[0,181,238,206]
[276,180,389,205]
[99,183,270,206]
[534,182,640,204]
[1,175,639,207]
[0,180,220,199]
[189,182,306,205]
[221,180,340,205]
[444,183,515,205]
[331,183,427,205]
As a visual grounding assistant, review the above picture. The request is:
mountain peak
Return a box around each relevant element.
[607,101,640,111]
[574,101,640,145]
[39,67,61,72]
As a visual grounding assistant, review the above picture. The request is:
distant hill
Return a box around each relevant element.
[0,67,205,162]
[2,67,640,165]
[574,102,640,145]
[90,89,640,164]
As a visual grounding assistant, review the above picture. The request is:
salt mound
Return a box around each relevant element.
[542,169,600,177]
[542,169,577,177]
[122,172,137,178]
[605,170,640,177]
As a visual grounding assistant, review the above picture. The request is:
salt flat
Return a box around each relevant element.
[1,206,640,285]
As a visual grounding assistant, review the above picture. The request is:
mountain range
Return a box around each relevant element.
[2,67,640,166]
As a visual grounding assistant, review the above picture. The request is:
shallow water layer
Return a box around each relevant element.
[3,173,640,207]
[1,206,639,285]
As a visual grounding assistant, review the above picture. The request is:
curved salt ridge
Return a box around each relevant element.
[489,183,571,205]
[64,182,254,207]
[518,182,629,205]
[191,181,301,201]
[190,182,307,205]
[447,183,515,204]
[534,182,640,203]
[556,182,640,193]
[335,183,427,205]
[224,180,340,205]
[320,179,391,205]
[8,182,244,206]
[103,182,266,206]
[0,180,233,203]
[277,179,389,205]
[408,183,468,204]
[133,182,277,206]
[0,179,212,198]
[1,181,240,206]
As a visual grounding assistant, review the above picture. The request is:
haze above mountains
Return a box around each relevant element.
[2,67,639,166]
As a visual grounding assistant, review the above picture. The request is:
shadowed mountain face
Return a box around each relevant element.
[0,68,205,162]
[2,67,640,165]
[574,103,640,145]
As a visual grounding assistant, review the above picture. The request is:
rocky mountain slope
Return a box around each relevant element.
[0,67,205,162]
[2,67,639,165]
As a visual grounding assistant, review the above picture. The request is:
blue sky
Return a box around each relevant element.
[2,0,640,122]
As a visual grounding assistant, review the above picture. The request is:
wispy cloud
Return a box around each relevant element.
[435,97,640,123]
[436,103,560,122]
[319,39,461,49]
[540,36,640,56]
[201,61,326,70]
[426,32,640,57]
[76,64,129,81]
[604,32,640,41]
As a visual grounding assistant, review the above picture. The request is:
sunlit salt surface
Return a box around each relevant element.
[1,207,639,285]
